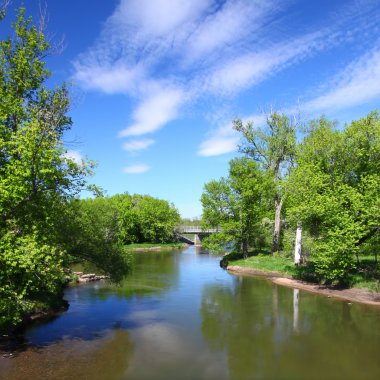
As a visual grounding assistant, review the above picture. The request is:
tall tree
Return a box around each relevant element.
[0,7,92,327]
[233,111,298,253]
[288,112,380,284]
[201,157,272,257]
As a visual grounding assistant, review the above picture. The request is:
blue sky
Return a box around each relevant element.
[5,0,380,218]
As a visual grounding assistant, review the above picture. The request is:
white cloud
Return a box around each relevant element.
[73,0,380,161]
[305,46,380,111]
[112,0,212,39]
[119,87,184,137]
[123,164,151,174]
[198,114,266,157]
[197,121,239,157]
[199,42,380,157]
[122,138,155,152]
[73,62,144,95]
[185,0,277,63]
[204,32,326,95]
[62,150,83,164]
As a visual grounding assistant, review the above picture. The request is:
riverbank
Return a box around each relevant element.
[125,242,188,252]
[227,265,380,306]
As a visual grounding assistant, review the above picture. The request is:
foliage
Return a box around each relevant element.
[114,193,181,244]
[203,110,379,286]
[201,157,273,256]
[57,197,132,283]
[288,112,380,284]
[233,111,298,253]
[0,7,92,329]
[130,194,180,243]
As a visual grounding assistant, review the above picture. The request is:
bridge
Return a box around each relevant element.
[175,225,221,246]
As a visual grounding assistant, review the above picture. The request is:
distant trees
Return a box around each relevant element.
[56,193,180,283]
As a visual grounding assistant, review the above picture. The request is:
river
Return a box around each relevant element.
[0,246,379,380]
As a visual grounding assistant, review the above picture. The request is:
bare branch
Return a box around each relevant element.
[1,0,12,12]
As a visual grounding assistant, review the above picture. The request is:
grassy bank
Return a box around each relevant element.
[230,255,297,277]
[223,253,379,292]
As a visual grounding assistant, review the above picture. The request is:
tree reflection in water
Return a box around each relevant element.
[201,275,380,380]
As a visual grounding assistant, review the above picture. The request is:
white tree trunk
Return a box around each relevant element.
[294,224,302,264]
[293,288,299,332]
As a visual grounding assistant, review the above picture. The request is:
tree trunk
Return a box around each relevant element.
[242,239,248,258]
[294,224,302,264]
[271,196,283,254]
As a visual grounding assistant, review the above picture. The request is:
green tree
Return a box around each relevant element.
[59,197,131,282]
[132,195,180,243]
[233,111,298,253]
[201,157,272,257]
[0,7,91,328]
[288,112,380,284]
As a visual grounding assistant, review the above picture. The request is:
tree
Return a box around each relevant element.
[0,7,92,328]
[201,157,272,257]
[233,111,298,253]
[288,112,380,284]
[132,195,180,243]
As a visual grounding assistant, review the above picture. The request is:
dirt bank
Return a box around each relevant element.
[227,265,380,306]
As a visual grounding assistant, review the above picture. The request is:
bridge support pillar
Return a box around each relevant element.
[194,234,202,246]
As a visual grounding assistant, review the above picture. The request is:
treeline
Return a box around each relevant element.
[201,111,379,285]
[0,7,179,330]
[68,193,180,251]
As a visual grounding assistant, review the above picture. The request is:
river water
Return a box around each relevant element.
[0,246,379,380]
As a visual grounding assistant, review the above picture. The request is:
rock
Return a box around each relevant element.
[81,273,96,279]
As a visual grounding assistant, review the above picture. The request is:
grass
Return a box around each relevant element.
[351,256,380,292]
[225,252,380,292]
[229,254,298,277]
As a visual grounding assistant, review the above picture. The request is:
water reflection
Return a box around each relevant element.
[1,247,379,380]
[100,250,181,299]
[201,275,380,380]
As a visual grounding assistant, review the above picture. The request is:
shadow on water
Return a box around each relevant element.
[2,249,183,354]
[0,249,185,379]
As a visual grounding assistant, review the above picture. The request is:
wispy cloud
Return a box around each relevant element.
[73,0,380,159]
[72,0,288,141]
[184,0,278,64]
[203,30,330,96]
[122,138,155,152]
[72,62,145,95]
[200,41,380,157]
[123,164,151,174]
[198,125,239,157]
[198,115,266,157]
[119,87,185,137]
[305,45,380,111]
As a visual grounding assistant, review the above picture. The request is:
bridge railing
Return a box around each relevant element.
[176,226,221,234]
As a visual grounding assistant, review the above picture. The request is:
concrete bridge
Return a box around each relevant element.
[176,226,221,246]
